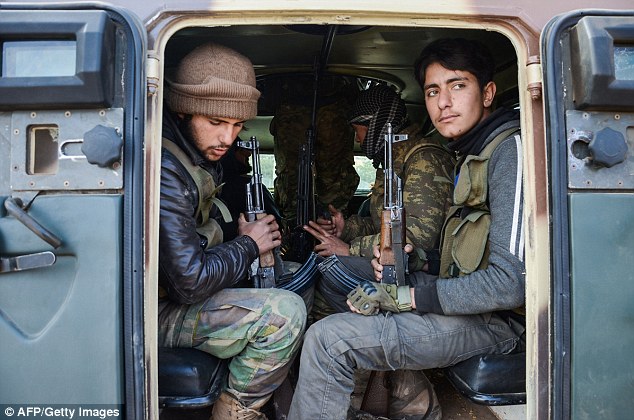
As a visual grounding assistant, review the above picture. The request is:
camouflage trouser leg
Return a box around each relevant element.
[159,288,306,403]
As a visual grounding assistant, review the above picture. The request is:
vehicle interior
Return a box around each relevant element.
[164,24,518,201]
[158,22,524,420]
[2,5,632,419]
[163,23,519,243]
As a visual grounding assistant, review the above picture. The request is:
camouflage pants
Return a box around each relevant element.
[158,288,307,403]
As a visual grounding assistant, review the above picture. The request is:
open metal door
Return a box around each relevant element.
[542,10,634,420]
[0,4,146,418]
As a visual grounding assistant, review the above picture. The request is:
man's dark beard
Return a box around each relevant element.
[178,115,230,157]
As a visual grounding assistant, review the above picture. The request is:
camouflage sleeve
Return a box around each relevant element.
[340,214,376,247]
[348,231,380,259]
[349,148,454,263]
[401,148,454,261]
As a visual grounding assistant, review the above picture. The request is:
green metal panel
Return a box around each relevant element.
[569,193,634,419]
[0,195,123,404]
[0,5,146,416]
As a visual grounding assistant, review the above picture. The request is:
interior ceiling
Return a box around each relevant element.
[165,24,518,150]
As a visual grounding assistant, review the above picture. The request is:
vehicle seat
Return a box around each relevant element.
[444,312,526,406]
[158,347,228,409]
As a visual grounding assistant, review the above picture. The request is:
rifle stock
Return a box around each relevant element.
[239,137,277,288]
[378,123,408,286]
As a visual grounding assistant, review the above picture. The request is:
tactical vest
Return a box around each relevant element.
[438,128,520,278]
[162,138,232,250]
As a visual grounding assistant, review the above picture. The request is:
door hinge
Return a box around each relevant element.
[146,52,161,97]
[526,56,542,101]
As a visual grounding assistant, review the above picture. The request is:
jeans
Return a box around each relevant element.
[288,310,518,420]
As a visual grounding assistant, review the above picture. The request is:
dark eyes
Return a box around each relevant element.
[425,83,466,98]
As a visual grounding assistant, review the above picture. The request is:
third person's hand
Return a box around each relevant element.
[315,204,345,237]
[303,220,351,257]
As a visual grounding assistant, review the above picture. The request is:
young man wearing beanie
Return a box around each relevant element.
[288,38,524,420]
[158,42,306,419]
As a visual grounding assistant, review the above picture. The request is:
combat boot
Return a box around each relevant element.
[210,391,270,420]
[388,370,442,420]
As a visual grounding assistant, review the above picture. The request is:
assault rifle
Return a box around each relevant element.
[239,137,277,288]
[378,123,408,286]
[287,124,316,263]
[286,25,338,263]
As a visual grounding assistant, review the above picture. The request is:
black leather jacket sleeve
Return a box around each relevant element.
[158,151,259,305]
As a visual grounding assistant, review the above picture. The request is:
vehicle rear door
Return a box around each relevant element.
[0,4,146,417]
[542,10,634,420]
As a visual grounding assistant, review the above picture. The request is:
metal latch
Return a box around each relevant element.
[0,251,56,273]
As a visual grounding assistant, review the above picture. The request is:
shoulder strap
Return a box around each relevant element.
[479,127,520,159]
[162,138,232,225]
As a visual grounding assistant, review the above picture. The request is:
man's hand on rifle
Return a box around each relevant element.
[303,220,351,257]
[238,213,281,255]
[371,243,413,282]
[315,204,345,237]
[372,243,432,281]
[346,280,414,315]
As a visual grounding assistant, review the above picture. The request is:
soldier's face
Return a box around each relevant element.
[352,124,368,145]
[422,62,495,141]
[181,114,246,161]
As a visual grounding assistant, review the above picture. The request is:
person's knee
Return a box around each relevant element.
[302,321,324,355]
[270,289,307,336]
[302,316,338,353]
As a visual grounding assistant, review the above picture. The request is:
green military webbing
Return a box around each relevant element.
[439,127,520,278]
[162,138,232,249]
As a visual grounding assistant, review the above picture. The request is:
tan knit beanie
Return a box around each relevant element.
[165,43,260,120]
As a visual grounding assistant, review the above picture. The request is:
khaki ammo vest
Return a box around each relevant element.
[438,128,520,278]
[162,138,232,250]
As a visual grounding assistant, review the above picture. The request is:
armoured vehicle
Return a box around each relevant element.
[0,1,632,419]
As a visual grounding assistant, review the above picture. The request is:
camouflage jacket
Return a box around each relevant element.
[340,123,455,269]
[270,79,359,223]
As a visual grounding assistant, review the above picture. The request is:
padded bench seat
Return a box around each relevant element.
[444,310,526,406]
[445,350,526,406]
[158,347,228,409]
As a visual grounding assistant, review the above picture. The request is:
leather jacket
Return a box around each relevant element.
[158,113,259,304]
